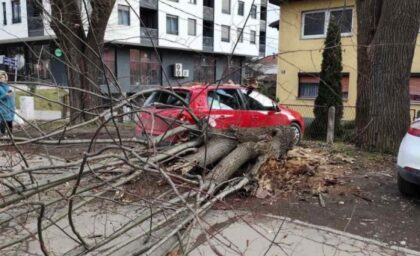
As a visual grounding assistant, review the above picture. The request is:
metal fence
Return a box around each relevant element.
[282,104,419,141]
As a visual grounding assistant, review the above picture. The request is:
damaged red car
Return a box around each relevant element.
[136,84,305,144]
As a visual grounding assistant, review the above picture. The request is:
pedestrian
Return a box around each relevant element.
[0,71,15,137]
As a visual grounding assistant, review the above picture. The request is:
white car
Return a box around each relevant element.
[397,120,420,195]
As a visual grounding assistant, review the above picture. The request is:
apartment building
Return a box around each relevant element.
[0,0,270,92]
[270,0,420,115]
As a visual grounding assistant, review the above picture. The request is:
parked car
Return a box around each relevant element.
[397,120,420,195]
[136,84,305,144]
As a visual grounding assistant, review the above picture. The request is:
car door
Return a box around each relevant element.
[206,88,244,129]
[240,89,289,128]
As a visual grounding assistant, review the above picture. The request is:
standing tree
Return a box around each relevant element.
[47,0,116,122]
[309,19,343,139]
[356,0,420,153]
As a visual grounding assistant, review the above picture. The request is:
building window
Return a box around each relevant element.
[101,47,116,83]
[302,8,353,38]
[166,15,179,35]
[194,56,216,83]
[27,44,51,81]
[222,25,230,42]
[118,5,130,26]
[222,0,231,14]
[237,28,243,43]
[2,2,6,25]
[11,0,21,24]
[330,9,353,34]
[130,49,161,86]
[238,1,244,16]
[250,30,256,44]
[189,0,196,4]
[188,18,196,36]
[298,73,349,99]
[250,4,257,19]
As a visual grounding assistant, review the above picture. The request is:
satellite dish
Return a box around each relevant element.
[15,54,25,70]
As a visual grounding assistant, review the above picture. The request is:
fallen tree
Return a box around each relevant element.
[0,100,295,255]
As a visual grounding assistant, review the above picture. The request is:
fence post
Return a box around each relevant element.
[61,95,69,119]
[327,106,336,144]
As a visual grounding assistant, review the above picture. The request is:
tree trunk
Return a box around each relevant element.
[356,0,420,153]
[49,0,116,123]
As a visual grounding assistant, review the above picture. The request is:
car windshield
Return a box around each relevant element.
[144,90,191,108]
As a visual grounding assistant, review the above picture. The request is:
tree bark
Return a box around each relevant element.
[356,0,420,153]
[49,0,116,122]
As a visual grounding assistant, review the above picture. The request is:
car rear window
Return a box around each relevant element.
[144,90,191,108]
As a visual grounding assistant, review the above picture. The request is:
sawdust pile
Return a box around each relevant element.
[255,147,355,198]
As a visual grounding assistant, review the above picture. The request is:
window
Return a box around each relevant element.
[166,15,179,35]
[298,73,349,99]
[302,8,353,38]
[410,75,420,102]
[240,89,277,111]
[11,0,21,24]
[237,28,243,43]
[189,0,196,4]
[118,5,130,26]
[101,48,116,83]
[238,1,244,16]
[188,18,196,36]
[330,9,353,34]
[2,2,6,25]
[144,90,191,108]
[207,89,242,110]
[222,0,231,14]
[250,30,256,44]
[194,56,215,83]
[250,4,257,19]
[130,49,161,86]
[222,25,230,42]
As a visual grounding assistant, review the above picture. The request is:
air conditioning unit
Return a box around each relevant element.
[174,63,183,77]
[182,69,190,78]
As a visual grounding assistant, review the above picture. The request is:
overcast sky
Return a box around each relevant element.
[266,3,280,56]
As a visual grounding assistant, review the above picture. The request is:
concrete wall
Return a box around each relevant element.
[105,0,141,44]
[0,0,29,39]
[158,0,204,51]
[213,0,260,56]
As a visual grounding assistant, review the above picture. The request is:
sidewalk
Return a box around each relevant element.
[191,211,420,256]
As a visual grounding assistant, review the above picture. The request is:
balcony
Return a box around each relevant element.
[28,16,44,37]
[140,0,158,10]
[203,36,214,52]
[260,20,266,32]
[203,6,214,21]
[261,0,267,7]
[259,44,266,57]
[140,28,158,47]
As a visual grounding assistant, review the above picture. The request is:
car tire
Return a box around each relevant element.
[290,123,302,145]
[398,173,419,196]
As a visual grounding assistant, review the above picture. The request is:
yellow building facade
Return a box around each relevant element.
[274,0,420,119]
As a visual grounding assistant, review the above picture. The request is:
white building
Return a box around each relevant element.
[0,0,272,91]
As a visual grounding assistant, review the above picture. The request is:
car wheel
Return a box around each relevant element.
[290,123,302,145]
[398,173,419,196]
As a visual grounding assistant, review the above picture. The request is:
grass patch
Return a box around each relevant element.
[15,89,68,111]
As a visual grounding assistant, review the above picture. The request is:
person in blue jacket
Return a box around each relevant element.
[0,71,15,136]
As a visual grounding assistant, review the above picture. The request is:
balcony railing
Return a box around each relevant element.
[140,0,158,10]
[203,36,214,52]
[260,20,266,32]
[203,6,214,21]
[141,27,158,46]
[28,16,44,37]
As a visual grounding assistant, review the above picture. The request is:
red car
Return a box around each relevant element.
[136,84,304,144]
